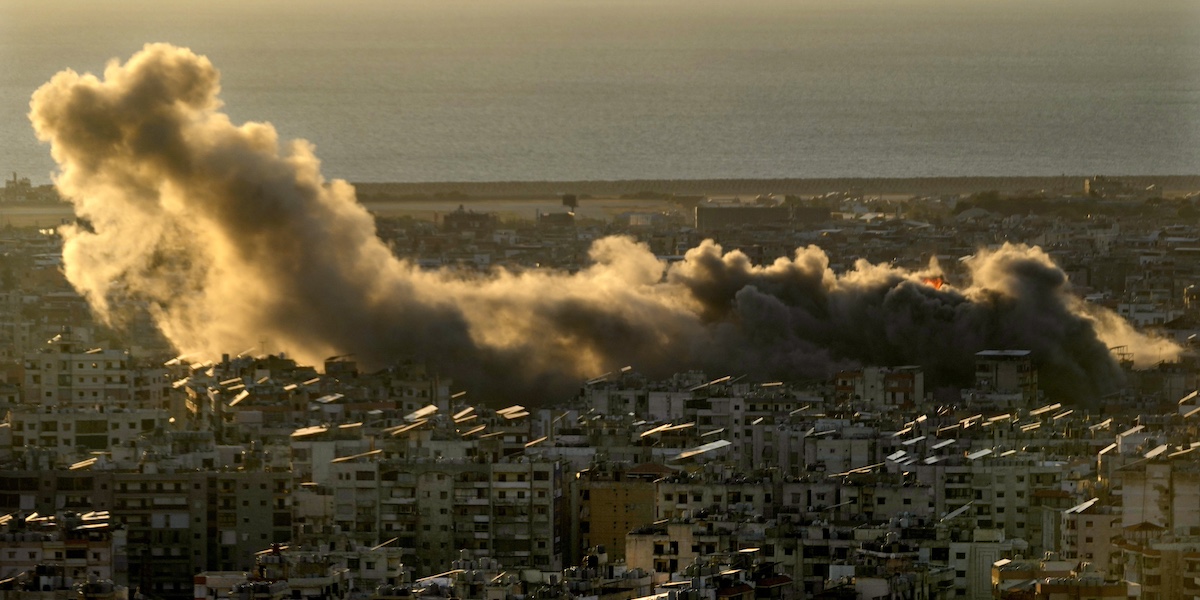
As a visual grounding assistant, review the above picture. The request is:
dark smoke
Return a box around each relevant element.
[670,241,1162,403]
[29,44,1179,405]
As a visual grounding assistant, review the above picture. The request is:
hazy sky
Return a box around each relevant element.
[4,0,1199,182]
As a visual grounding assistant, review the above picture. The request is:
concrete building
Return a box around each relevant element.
[1113,532,1200,600]
[7,406,168,455]
[22,335,133,406]
[974,350,1038,405]
[0,511,121,584]
[834,366,925,408]
[1061,502,1122,580]
[574,463,666,563]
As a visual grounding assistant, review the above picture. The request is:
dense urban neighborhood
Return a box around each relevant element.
[4,176,1200,600]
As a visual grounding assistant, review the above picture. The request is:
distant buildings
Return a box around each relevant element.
[1,173,59,204]
[693,205,829,231]
[1,183,1200,599]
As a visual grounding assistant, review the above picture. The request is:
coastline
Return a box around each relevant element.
[354,175,1200,199]
[5,174,1199,228]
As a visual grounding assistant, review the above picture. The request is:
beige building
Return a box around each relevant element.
[1113,531,1200,600]
[22,335,133,406]
[321,448,567,578]
[1117,459,1200,534]
[7,406,168,456]
[576,463,667,561]
[1061,502,1122,579]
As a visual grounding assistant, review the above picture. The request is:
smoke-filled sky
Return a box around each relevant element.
[30,45,1181,405]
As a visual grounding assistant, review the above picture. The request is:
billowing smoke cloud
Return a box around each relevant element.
[30,44,1179,405]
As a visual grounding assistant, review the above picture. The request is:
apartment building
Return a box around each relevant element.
[0,512,120,583]
[7,406,168,453]
[22,334,133,406]
[574,463,666,563]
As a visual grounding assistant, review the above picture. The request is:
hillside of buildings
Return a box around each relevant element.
[2,176,1200,600]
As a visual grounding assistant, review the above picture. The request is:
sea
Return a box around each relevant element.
[2,0,1199,186]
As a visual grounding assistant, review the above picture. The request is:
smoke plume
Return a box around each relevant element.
[30,45,1179,404]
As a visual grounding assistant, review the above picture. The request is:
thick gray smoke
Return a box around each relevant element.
[30,45,1179,404]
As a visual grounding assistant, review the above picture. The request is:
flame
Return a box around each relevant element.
[922,276,945,290]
